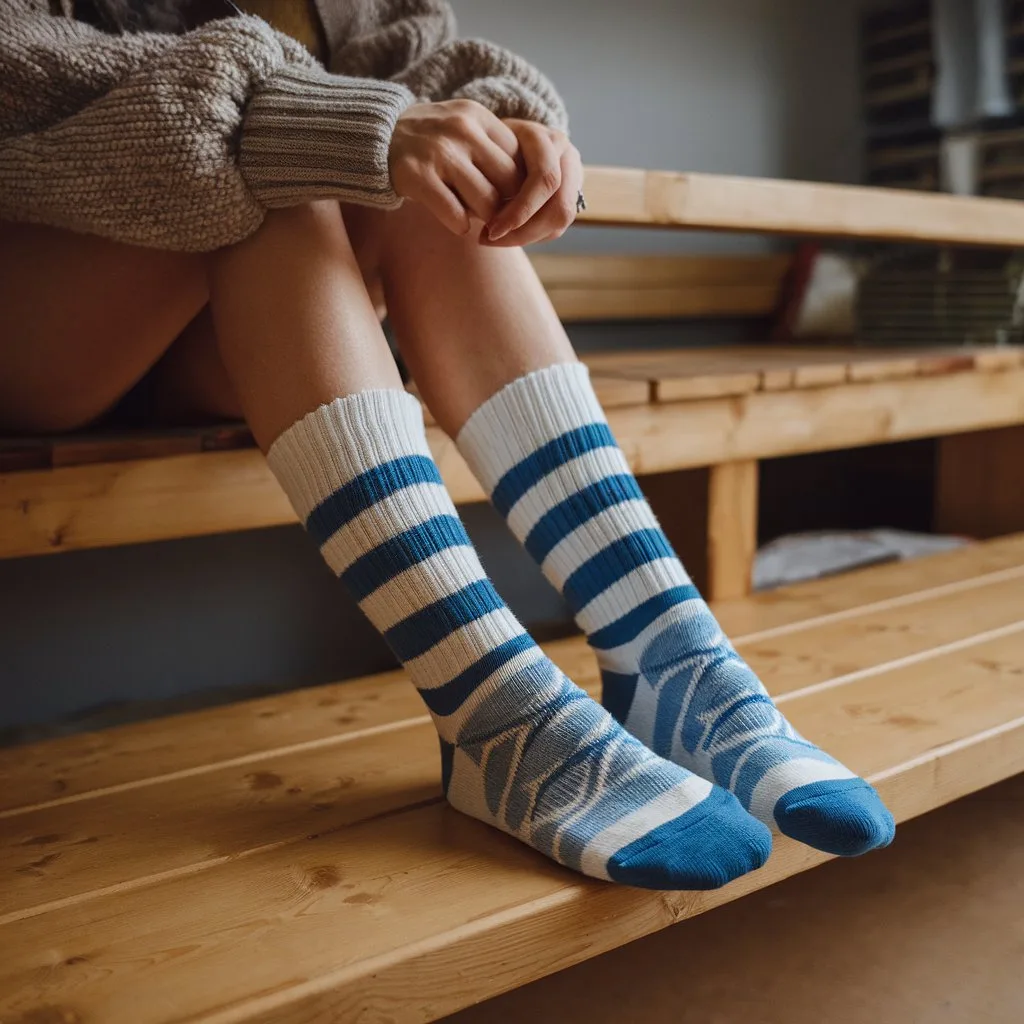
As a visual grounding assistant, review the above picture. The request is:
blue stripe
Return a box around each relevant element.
[701,691,774,751]
[588,584,702,651]
[523,474,645,564]
[384,579,506,663]
[306,455,442,547]
[341,515,470,602]
[563,529,675,613]
[491,424,617,518]
[419,634,538,717]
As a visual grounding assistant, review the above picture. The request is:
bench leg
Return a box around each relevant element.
[641,460,759,601]
[935,426,1024,539]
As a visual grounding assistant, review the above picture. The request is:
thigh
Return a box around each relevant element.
[0,221,208,433]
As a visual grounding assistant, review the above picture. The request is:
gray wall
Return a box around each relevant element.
[0,0,866,735]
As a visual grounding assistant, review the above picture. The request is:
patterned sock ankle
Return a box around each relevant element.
[266,388,771,888]
[456,363,895,857]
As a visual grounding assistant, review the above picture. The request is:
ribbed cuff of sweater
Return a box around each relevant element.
[240,63,415,211]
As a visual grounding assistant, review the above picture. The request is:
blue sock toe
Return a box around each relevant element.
[608,788,772,890]
[774,778,895,857]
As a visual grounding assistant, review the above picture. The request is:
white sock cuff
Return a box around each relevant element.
[456,361,607,492]
[267,389,429,522]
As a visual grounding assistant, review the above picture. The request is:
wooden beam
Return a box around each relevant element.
[530,254,791,322]
[641,461,758,600]
[935,425,1024,538]
[579,167,1024,247]
[3,368,1023,558]
[707,460,759,600]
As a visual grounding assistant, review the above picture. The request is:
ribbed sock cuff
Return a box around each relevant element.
[267,389,428,523]
[456,361,605,493]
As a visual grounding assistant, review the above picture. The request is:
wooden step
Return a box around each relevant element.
[3,345,1022,559]
[2,536,1023,1023]
[579,167,1024,246]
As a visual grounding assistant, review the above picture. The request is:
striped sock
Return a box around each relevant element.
[457,363,895,857]
[267,389,771,889]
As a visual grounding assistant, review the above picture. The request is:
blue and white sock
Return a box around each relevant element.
[267,389,770,888]
[457,363,895,857]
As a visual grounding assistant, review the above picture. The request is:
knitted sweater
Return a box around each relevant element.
[0,0,567,251]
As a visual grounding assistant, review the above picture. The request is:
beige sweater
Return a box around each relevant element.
[0,0,567,251]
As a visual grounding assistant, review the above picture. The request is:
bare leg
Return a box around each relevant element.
[0,203,397,442]
[379,200,576,437]
[0,221,208,433]
[209,201,401,451]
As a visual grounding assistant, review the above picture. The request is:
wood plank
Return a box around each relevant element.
[935,425,1024,538]
[865,73,933,110]
[16,535,1012,814]
[1,623,1020,1023]
[448,775,1024,1024]
[608,367,1024,472]
[864,49,933,79]
[863,17,931,47]
[867,140,941,171]
[0,427,483,558]
[544,283,781,321]
[531,254,793,289]
[4,367,1024,558]
[706,460,758,600]
[530,255,793,322]
[584,346,1007,398]
[579,167,1024,247]
[4,550,1024,919]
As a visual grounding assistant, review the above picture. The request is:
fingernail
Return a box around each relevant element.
[488,224,508,242]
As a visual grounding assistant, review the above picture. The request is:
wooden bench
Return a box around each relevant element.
[4,168,1024,598]
[3,166,1024,1021]
[2,535,1023,1023]
[3,341,1023,599]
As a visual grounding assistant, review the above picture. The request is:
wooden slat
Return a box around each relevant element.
[706,460,758,600]
[451,775,1024,1024]
[3,361,1023,558]
[544,284,781,321]
[530,255,792,322]
[582,345,1022,400]
[863,17,931,48]
[865,72,933,110]
[4,544,1024,921]
[1,543,1022,1022]
[531,254,793,289]
[5,534,1022,815]
[936,425,1024,539]
[579,167,1024,247]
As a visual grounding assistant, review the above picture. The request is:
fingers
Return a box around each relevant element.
[481,116,521,160]
[403,171,471,237]
[487,125,564,242]
[485,143,583,247]
[449,159,503,223]
[472,141,524,204]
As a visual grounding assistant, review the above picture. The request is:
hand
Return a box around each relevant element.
[485,120,583,247]
[389,99,524,237]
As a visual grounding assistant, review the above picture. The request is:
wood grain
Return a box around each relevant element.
[1,541,1023,1022]
[706,461,758,600]
[1,620,1021,1021]
[6,536,1023,816]
[530,254,792,322]
[4,362,1023,558]
[935,425,1024,539]
[579,166,1024,247]
[6,556,1024,921]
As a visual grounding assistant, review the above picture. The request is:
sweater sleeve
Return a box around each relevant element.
[322,1,569,133]
[0,1,416,251]
[395,38,569,133]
